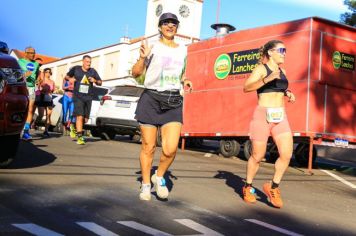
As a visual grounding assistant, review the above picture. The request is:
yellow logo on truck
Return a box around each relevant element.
[214,54,231,80]
[332,51,341,69]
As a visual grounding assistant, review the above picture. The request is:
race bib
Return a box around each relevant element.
[161,73,180,89]
[266,107,284,123]
[79,84,89,94]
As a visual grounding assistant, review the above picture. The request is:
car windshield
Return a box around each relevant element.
[110,86,144,97]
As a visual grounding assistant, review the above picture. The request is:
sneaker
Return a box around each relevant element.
[22,132,32,140]
[242,186,257,204]
[151,171,169,199]
[76,136,86,145]
[43,131,50,137]
[263,182,283,208]
[69,126,77,139]
[139,183,152,201]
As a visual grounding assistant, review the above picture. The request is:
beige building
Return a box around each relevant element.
[43,0,203,88]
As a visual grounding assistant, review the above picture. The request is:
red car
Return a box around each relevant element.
[0,42,29,167]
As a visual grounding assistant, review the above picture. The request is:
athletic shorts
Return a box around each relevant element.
[135,90,183,126]
[73,97,92,118]
[27,87,36,101]
[35,94,53,107]
[249,106,291,142]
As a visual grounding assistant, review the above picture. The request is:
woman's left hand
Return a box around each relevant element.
[183,79,193,93]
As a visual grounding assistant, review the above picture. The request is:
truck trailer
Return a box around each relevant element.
[181,17,356,172]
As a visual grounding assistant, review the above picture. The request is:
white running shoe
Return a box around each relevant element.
[139,183,151,201]
[151,170,169,199]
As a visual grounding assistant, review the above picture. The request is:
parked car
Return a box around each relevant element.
[0,41,29,167]
[95,84,144,141]
[83,86,111,134]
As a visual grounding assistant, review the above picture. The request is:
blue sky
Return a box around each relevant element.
[0,0,348,58]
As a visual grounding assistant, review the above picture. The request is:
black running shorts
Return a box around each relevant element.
[73,96,92,118]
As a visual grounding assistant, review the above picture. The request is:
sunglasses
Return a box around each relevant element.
[26,51,35,54]
[272,48,287,54]
[162,20,178,27]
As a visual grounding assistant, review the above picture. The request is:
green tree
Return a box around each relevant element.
[340,0,356,27]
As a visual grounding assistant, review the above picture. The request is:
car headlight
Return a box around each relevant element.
[0,68,24,84]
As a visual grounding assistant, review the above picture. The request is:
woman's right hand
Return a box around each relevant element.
[139,40,152,59]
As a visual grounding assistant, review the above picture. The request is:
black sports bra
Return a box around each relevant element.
[257,64,288,94]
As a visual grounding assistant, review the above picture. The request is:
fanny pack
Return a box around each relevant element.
[266,107,284,123]
[146,89,183,110]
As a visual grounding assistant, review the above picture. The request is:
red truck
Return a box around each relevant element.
[0,42,29,167]
[181,17,356,172]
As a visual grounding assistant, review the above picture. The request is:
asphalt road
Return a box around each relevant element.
[0,132,355,236]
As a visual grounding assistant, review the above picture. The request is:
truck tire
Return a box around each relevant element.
[0,134,20,168]
[294,143,317,167]
[243,140,252,160]
[267,143,279,163]
[220,139,240,158]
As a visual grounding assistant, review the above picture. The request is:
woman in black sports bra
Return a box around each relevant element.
[242,40,296,208]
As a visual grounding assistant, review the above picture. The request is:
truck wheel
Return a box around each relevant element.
[267,143,279,163]
[220,139,240,158]
[243,140,252,160]
[294,143,317,167]
[0,134,20,168]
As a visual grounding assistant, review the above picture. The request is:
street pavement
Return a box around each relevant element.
[0,131,355,235]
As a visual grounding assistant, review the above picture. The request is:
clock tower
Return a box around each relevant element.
[144,0,203,41]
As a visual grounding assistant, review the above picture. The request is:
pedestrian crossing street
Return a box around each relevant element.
[11,219,224,236]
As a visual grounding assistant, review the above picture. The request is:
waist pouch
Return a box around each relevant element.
[146,89,183,110]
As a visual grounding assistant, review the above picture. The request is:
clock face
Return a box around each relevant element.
[179,4,190,18]
[156,4,163,17]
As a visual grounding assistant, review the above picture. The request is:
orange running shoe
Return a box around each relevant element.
[263,182,283,208]
[243,186,257,204]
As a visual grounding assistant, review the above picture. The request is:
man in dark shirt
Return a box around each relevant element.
[66,55,102,145]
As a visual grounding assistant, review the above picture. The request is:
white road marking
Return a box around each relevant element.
[12,223,64,236]
[321,169,356,189]
[117,221,172,236]
[175,219,224,236]
[77,222,119,236]
[245,219,304,236]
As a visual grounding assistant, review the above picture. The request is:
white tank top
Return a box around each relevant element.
[144,41,187,91]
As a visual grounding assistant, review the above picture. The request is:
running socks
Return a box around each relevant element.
[271,180,279,189]
[24,122,30,131]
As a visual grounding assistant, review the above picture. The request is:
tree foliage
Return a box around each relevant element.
[340,0,356,27]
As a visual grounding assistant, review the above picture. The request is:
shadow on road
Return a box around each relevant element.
[214,170,274,207]
[7,140,57,169]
